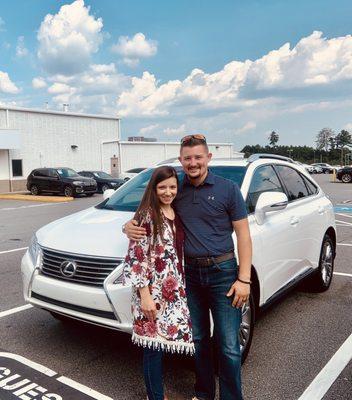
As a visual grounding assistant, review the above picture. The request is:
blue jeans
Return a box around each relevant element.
[143,347,164,400]
[185,258,243,400]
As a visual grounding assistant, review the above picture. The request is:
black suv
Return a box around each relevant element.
[78,170,125,193]
[27,168,97,197]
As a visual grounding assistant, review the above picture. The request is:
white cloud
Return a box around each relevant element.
[236,122,256,135]
[0,71,20,94]
[32,77,47,89]
[343,123,352,132]
[16,36,29,58]
[139,124,159,135]
[116,31,352,118]
[48,82,72,94]
[111,32,157,67]
[37,0,103,75]
[0,17,5,31]
[90,63,116,74]
[163,124,186,136]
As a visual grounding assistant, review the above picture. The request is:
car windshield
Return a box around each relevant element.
[93,172,113,179]
[57,168,80,178]
[99,165,246,212]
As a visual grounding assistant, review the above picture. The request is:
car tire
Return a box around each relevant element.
[324,170,330,174]
[30,184,40,195]
[310,234,335,292]
[240,291,255,363]
[64,185,74,197]
[101,184,109,192]
[341,173,352,183]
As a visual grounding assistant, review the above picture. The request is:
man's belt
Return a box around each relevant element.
[185,251,235,267]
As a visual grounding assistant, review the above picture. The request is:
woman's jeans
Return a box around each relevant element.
[185,258,243,400]
[143,347,164,400]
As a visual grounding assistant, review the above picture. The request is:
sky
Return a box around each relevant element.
[1,0,352,150]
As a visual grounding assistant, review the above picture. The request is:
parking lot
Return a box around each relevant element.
[0,174,351,400]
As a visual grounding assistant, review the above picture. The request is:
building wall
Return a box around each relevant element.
[119,142,233,172]
[0,150,10,192]
[0,109,119,192]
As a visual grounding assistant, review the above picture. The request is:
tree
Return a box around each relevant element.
[316,128,334,152]
[269,131,279,146]
[335,130,352,149]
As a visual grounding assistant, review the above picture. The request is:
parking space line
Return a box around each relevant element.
[0,304,32,319]
[334,272,352,277]
[337,243,352,247]
[57,376,113,399]
[0,202,70,211]
[335,219,352,226]
[0,352,57,376]
[298,333,352,400]
[0,246,28,255]
[336,212,352,218]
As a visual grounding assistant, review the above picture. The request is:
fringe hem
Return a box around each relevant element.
[132,332,195,355]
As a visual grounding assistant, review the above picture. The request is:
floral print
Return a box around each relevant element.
[123,210,194,354]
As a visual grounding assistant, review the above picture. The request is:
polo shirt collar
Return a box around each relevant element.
[182,169,215,187]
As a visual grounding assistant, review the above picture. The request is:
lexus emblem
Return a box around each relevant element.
[60,260,77,277]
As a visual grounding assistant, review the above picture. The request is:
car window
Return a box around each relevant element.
[301,174,318,195]
[275,165,309,201]
[57,168,80,178]
[35,169,50,177]
[246,165,284,214]
[48,169,59,178]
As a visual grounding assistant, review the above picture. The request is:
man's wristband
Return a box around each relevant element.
[237,278,251,285]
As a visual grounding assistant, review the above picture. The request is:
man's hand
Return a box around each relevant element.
[226,280,250,308]
[139,288,157,321]
[125,219,146,240]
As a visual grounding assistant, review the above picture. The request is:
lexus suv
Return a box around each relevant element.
[21,154,336,361]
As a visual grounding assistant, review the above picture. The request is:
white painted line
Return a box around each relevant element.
[57,376,113,399]
[336,224,351,227]
[335,219,352,226]
[298,333,352,400]
[0,304,33,319]
[336,213,352,219]
[337,243,352,247]
[0,352,57,376]
[0,202,69,211]
[334,272,352,277]
[0,246,28,255]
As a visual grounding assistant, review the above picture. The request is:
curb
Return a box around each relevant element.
[0,194,74,202]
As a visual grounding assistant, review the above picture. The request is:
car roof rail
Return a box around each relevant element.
[247,153,294,164]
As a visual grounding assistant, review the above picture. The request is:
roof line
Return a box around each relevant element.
[118,140,234,145]
[0,106,120,120]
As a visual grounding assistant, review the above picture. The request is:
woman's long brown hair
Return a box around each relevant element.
[134,166,178,241]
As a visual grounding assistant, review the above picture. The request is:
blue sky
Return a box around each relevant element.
[1,0,352,150]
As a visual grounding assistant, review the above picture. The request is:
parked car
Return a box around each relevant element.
[22,154,336,362]
[27,167,97,197]
[293,161,315,174]
[336,166,352,183]
[119,167,146,181]
[78,170,124,193]
[311,163,334,174]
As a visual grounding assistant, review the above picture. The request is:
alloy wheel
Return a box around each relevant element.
[64,186,73,197]
[239,301,252,353]
[102,184,109,192]
[30,185,39,195]
[341,174,352,183]
[321,240,333,286]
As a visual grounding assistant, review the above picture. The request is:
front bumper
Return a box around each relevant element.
[21,250,132,333]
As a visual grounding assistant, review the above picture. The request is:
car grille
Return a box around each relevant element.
[40,247,123,287]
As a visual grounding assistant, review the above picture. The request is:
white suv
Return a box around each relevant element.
[21,154,336,361]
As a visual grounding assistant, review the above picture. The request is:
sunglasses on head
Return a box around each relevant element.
[180,134,206,144]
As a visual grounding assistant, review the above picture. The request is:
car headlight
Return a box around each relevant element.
[28,235,40,265]
[72,181,84,186]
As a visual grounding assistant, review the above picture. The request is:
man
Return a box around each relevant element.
[125,135,252,400]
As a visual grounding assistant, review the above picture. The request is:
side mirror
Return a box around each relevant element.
[255,192,288,225]
[103,189,115,200]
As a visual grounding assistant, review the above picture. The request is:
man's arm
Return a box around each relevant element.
[124,219,147,240]
[226,217,252,308]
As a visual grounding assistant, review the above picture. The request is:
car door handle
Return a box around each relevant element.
[290,216,300,226]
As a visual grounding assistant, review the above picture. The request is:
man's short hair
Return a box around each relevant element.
[180,135,209,152]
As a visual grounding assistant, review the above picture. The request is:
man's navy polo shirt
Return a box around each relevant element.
[174,170,247,258]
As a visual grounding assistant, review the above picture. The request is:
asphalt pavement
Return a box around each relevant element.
[0,176,351,399]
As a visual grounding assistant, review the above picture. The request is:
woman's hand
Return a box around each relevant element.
[125,219,147,241]
[139,287,157,321]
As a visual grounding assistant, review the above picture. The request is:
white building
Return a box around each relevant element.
[0,106,240,193]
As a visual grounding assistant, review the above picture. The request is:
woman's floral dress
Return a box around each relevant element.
[123,210,194,355]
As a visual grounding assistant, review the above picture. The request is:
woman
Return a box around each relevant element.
[123,166,194,400]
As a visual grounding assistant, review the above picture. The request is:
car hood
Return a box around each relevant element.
[36,207,133,257]
[64,176,95,184]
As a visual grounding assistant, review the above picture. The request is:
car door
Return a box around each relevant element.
[246,164,306,302]
[36,169,50,192]
[48,169,61,193]
[275,165,323,274]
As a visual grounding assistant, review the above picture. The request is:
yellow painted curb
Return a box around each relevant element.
[0,194,74,202]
